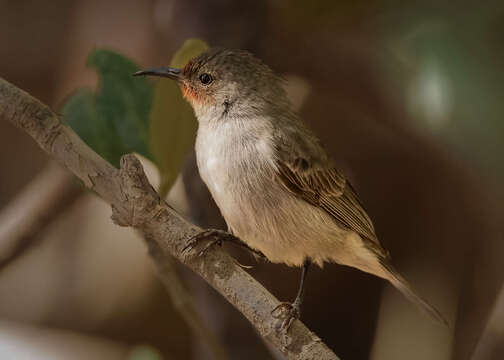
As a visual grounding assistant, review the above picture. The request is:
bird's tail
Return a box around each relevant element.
[380,260,449,327]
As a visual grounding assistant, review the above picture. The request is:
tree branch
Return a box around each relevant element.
[0,77,340,360]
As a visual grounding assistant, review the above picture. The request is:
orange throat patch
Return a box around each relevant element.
[180,84,211,105]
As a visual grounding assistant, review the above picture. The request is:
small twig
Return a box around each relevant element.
[0,162,82,269]
[0,77,340,360]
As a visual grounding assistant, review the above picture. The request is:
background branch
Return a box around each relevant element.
[152,249,229,360]
[0,162,82,270]
[0,159,228,360]
[154,174,229,360]
[0,77,340,360]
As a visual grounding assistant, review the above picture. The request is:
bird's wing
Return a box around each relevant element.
[274,142,379,245]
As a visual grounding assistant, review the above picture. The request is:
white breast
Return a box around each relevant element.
[195,120,274,223]
[196,123,236,199]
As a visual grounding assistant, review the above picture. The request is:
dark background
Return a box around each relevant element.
[1,1,503,359]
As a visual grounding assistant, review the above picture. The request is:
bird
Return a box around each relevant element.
[134,48,447,330]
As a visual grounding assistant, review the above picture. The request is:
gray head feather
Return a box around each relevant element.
[181,48,291,121]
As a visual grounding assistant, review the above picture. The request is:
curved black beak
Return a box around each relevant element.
[133,67,182,81]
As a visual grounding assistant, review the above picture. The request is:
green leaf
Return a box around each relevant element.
[62,89,100,153]
[128,345,163,360]
[62,49,153,167]
[148,38,209,197]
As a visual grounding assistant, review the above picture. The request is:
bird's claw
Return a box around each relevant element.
[183,229,235,257]
[271,302,300,332]
[232,259,254,269]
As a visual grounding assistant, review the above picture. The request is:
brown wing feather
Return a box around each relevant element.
[275,156,378,244]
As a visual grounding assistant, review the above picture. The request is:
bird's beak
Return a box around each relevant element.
[133,67,183,82]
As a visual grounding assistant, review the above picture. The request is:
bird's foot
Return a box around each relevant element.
[271,302,301,332]
[183,229,239,257]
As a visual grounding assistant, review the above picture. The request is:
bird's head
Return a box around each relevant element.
[134,48,290,122]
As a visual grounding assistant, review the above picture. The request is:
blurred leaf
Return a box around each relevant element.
[148,38,208,197]
[63,49,153,167]
[62,89,100,152]
[128,345,164,360]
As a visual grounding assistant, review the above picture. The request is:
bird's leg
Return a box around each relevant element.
[183,228,265,259]
[272,259,311,331]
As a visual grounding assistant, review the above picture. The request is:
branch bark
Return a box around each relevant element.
[0,77,340,360]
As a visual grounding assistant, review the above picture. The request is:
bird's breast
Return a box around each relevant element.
[195,123,272,199]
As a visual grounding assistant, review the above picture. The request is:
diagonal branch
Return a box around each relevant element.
[0,77,340,360]
[0,163,82,269]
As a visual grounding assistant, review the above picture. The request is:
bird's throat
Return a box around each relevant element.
[180,83,211,105]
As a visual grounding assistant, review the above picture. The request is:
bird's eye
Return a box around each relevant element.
[199,73,213,85]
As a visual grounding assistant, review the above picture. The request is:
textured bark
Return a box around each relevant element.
[0,77,339,360]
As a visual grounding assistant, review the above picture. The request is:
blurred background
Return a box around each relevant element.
[1,0,504,359]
